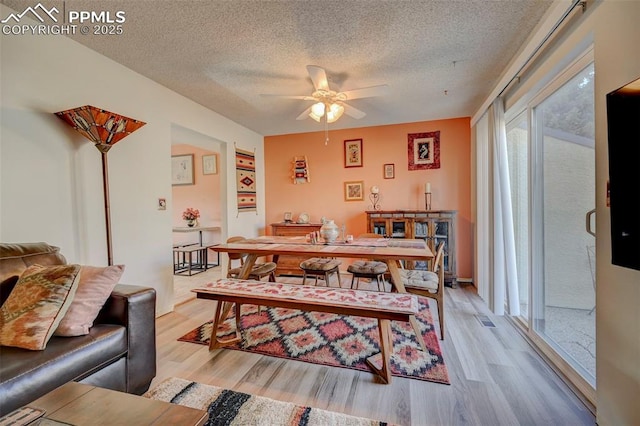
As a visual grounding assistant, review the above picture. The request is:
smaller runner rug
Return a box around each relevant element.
[178,297,449,384]
[146,377,392,425]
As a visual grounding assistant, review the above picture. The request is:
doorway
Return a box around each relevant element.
[171,128,224,305]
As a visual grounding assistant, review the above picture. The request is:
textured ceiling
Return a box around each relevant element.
[2,0,555,136]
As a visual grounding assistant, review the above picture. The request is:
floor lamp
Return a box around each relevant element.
[55,105,146,266]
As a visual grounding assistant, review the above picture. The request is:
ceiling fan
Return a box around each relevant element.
[262,65,388,124]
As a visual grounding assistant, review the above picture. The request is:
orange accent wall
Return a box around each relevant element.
[264,117,472,278]
[171,144,221,245]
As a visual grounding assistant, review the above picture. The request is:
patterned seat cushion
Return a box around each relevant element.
[347,260,387,275]
[197,279,419,313]
[300,257,341,271]
[399,269,439,292]
[229,262,277,278]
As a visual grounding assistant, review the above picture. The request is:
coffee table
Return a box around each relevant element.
[27,382,207,425]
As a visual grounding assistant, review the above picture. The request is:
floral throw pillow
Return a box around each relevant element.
[0,264,81,350]
[55,264,124,337]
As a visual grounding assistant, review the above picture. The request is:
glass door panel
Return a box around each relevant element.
[533,63,595,383]
[433,220,450,271]
[372,220,387,236]
[390,220,407,238]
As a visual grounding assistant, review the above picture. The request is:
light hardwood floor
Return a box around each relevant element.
[156,275,595,425]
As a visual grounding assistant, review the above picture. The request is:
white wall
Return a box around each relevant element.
[592,2,640,425]
[0,4,266,315]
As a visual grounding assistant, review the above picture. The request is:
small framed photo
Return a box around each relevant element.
[344,180,364,201]
[284,212,292,222]
[202,154,218,175]
[344,139,363,168]
[171,154,194,186]
[408,131,440,170]
[383,163,395,179]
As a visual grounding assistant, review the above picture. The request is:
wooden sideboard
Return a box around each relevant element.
[270,222,322,276]
[366,210,457,286]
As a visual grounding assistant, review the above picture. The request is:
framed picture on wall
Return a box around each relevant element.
[384,163,395,179]
[344,139,363,168]
[344,181,364,201]
[171,154,194,185]
[202,154,218,175]
[408,131,440,170]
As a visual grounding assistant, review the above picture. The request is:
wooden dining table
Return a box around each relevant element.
[210,235,433,351]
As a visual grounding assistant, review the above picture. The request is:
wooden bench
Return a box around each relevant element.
[193,279,420,384]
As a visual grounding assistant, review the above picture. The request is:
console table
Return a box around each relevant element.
[366,210,457,286]
[270,222,322,275]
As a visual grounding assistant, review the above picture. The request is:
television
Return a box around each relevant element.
[606,75,640,271]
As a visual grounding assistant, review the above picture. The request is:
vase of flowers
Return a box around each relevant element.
[182,207,200,227]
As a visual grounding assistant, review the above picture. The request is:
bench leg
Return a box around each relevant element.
[209,301,242,350]
[366,319,393,384]
[386,260,427,352]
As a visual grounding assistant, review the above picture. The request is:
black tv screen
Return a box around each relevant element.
[606,76,640,271]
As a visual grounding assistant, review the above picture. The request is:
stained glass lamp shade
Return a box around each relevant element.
[55,105,146,265]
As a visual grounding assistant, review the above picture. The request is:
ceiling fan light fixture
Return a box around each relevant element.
[326,103,344,123]
[311,102,325,116]
[309,102,326,122]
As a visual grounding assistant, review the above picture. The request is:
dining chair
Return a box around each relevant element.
[347,233,388,291]
[393,242,445,339]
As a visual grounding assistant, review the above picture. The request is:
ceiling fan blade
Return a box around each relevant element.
[306,65,329,91]
[341,85,389,100]
[343,103,366,119]
[260,94,315,100]
[296,107,312,120]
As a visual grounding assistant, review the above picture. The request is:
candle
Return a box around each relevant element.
[425,182,431,193]
[370,185,379,194]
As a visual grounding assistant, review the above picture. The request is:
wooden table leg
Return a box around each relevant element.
[366,319,393,384]
[237,253,258,279]
[386,260,428,353]
[208,301,242,350]
[212,253,260,330]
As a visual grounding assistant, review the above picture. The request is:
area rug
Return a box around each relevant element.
[178,297,449,384]
[145,377,393,425]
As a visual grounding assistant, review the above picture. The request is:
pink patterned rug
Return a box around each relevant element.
[178,296,449,384]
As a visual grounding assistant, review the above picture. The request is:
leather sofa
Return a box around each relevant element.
[0,242,157,416]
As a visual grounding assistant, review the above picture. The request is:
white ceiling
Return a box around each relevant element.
[2,0,556,136]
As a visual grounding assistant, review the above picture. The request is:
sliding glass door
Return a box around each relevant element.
[506,60,595,387]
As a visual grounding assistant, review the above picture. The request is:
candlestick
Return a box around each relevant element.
[425,192,432,211]
[369,192,381,210]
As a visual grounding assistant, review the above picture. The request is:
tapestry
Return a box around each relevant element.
[235,148,256,212]
[145,377,392,425]
[179,297,449,385]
